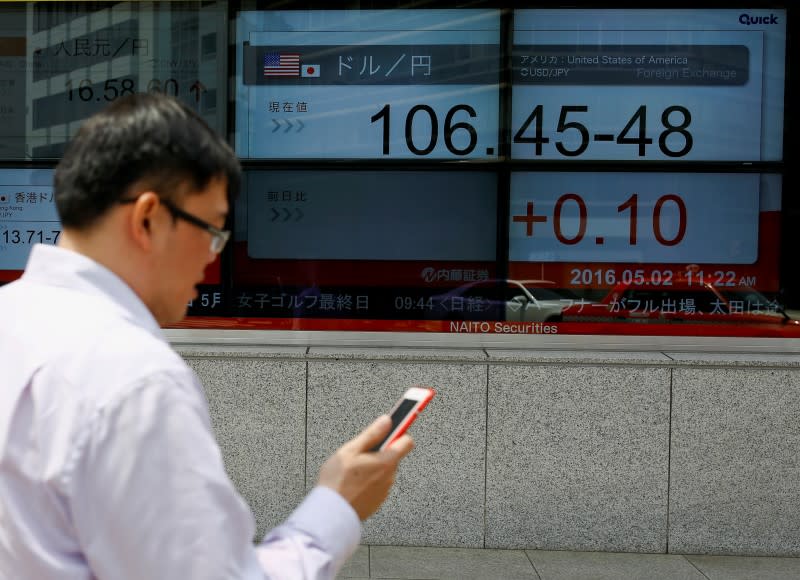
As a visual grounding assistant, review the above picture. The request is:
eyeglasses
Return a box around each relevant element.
[119,195,230,254]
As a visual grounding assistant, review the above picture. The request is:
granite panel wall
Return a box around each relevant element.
[485,355,671,552]
[669,360,800,556]
[304,348,488,547]
[178,344,800,555]
[183,348,309,539]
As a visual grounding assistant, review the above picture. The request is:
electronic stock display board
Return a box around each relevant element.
[221,7,795,335]
[236,10,500,159]
[511,9,786,161]
[507,9,789,333]
[0,169,57,281]
[0,4,792,335]
[509,172,782,289]
[230,10,503,326]
[231,170,497,321]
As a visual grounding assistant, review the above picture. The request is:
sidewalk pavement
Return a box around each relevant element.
[338,546,800,579]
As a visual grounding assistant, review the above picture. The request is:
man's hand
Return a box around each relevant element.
[317,415,414,521]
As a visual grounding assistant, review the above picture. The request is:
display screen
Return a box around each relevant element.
[230,170,497,320]
[0,169,57,278]
[389,399,416,431]
[235,10,501,159]
[6,1,228,159]
[370,397,418,451]
[512,9,786,161]
[509,172,766,267]
[242,171,496,262]
[508,172,783,322]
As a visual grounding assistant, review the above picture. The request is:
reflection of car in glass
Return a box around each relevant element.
[429,279,582,322]
[561,277,800,330]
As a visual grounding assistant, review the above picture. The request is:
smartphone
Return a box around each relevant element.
[371,386,436,452]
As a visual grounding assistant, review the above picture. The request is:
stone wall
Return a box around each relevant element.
[180,345,800,556]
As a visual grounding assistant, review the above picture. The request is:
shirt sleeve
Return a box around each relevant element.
[256,486,361,579]
[66,371,360,580]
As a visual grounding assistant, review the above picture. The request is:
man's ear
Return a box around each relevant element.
[128,192,161,251]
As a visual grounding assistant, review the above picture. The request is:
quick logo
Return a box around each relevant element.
[739,13,779,26]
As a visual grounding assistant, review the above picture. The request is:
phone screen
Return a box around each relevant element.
[371,398,417,451]
[388,399,417,432]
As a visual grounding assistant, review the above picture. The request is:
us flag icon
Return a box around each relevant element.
[263,52,300,77]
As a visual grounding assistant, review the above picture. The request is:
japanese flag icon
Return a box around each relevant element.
[301,64,320,78]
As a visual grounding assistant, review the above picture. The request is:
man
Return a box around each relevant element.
[0,93,413,579]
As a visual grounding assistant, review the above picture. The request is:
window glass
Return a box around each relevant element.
[3,1,228,159]
[0,1,796,339]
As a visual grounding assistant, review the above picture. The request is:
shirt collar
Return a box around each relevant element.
[22,244,164,339]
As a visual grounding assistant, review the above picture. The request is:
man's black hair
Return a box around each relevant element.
[54,92,240,229]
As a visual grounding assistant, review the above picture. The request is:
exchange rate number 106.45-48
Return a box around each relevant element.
[514,105,692,157]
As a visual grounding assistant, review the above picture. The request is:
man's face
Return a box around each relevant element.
[151,176,229,325]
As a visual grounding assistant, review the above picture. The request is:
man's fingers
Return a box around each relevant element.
[380,434,414,461]
[346,415,392,452]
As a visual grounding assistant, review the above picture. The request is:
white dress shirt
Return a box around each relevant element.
[0,244,360,580]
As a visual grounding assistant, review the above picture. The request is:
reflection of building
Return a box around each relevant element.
[24,1,226,158]
[0,7,27,158]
